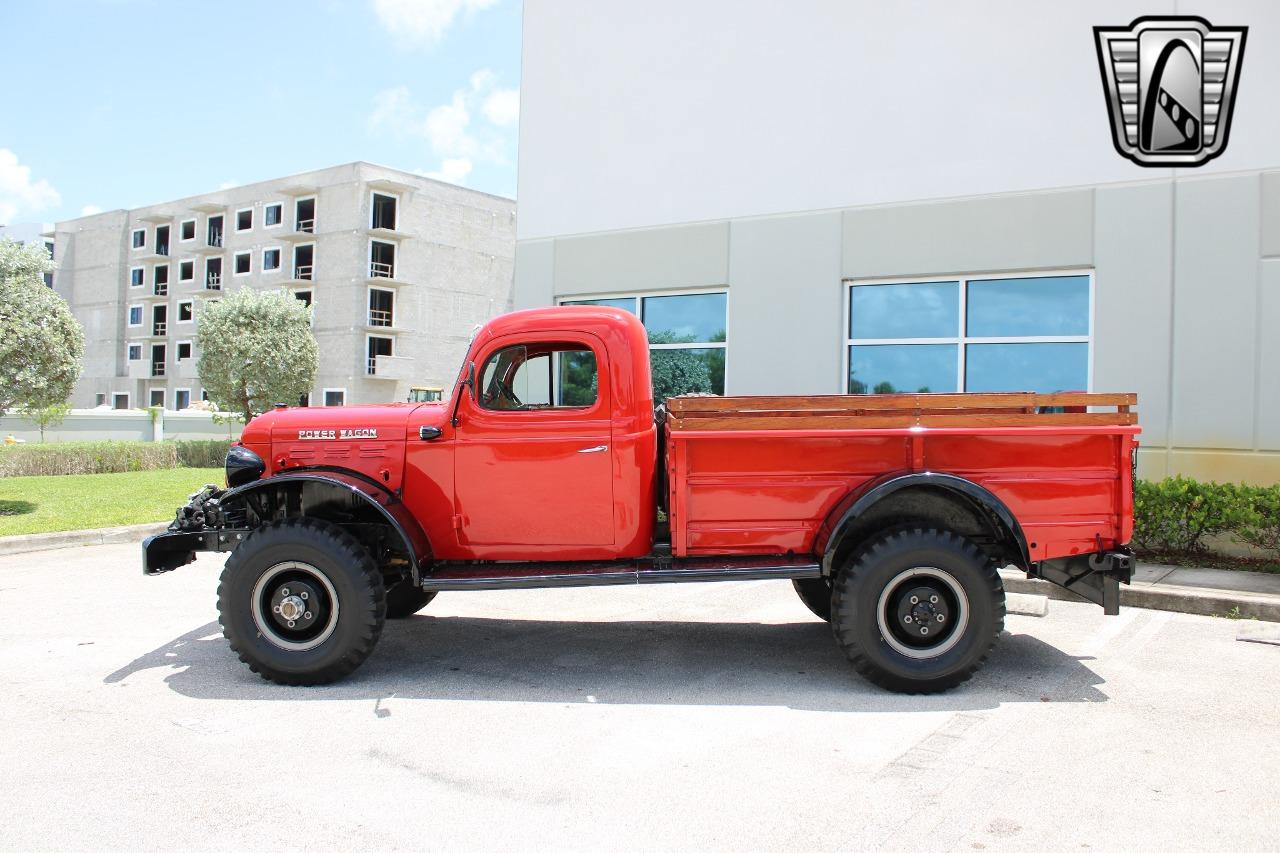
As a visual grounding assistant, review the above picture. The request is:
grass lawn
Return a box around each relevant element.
[0,468,223,537]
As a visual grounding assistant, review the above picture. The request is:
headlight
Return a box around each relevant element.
[225,445,265,488]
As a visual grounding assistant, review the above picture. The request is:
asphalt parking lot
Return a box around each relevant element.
[2,543,1278,852]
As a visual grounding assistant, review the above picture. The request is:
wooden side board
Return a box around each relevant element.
[665,392,1138,432]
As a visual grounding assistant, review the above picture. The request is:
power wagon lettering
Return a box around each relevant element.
[145,304,1139,695]
[297,428,378,440]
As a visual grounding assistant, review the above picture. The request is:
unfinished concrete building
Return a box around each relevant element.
[52,162,515,409]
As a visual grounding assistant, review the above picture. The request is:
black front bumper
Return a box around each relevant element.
[142,528,251,575]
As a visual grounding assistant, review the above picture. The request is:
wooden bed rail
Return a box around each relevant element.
[665,392,1137,431]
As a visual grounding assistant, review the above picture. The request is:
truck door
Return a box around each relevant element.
[453,333,614,547]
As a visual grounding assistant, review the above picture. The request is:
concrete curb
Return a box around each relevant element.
[999,568,1280,623]
[0,523,168,557]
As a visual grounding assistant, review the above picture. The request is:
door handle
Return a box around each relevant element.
[419,426,442,440]
[577,445,608,453]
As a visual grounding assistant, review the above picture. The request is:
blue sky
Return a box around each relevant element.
[0,0,522,224]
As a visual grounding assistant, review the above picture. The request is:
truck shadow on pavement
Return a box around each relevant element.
[105,615,1108,711]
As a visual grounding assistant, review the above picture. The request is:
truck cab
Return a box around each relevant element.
[145,306,1139,694]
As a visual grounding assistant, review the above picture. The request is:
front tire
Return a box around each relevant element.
[830,528,1004,694]
[217,518,386,685]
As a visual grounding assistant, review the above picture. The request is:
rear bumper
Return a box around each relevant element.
[1032,548,1134,615]
[142,529,249,575]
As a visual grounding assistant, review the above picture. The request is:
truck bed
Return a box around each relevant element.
[664,392,1139,563]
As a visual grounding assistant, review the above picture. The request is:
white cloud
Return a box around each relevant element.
[369,68,517,187]
[482,88,519,127]
[420,159,473,185]
[80,205,103,217]
[372,0,499,49]
[0,149,61,224]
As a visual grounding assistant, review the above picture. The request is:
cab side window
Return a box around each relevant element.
[478,342,598,411]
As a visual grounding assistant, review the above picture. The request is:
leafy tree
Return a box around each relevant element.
[648,331,713,403]
[0,239,84,418]
[26,401,72,442]
[196,287,317,423]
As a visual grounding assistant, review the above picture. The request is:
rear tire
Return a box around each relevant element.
[792,577,832,622]
[830,527,1003,694]
[384,581,437,619]
[217,518,386,685]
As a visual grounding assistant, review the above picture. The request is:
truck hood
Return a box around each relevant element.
[242,402,449,444]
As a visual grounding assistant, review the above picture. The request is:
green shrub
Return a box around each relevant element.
[174,439,232,469]
[1237,484,1280,559]
[1132,476,1251,553]
[0,439,230,477]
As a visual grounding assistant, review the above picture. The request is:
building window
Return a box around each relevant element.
[844,272,1092,394]
[293,244,314,280]
[370,240,396,278]
[294,289,312,307]
[234,251,251,276]
[177,300,194,323]
[180,219,196,241]
[113,392,130,410]
[323,389,345,407]
[179,260,194,281]
[366,336,393,375]
[44,272,53,288]
[205,257,222,290]
[154,264,169,287]
[44,240,54,260]
[128,344,143,361]
[200,388,209,402]
[130,267,144,287]
[235,208,253,232]
[128,304,143,326]
[132,228,145,249]
[264,203,282,227]
[174,389,191,410]
[177,341,192,360]
[263,247,281,271]
[207,215,224,248]
[295,197,316,233]
[149,388,166,407]
[561,290,728,399]
[154,225,170,256]
[95,393,107,407]
[372,193,397,230]
[368,287,394,327]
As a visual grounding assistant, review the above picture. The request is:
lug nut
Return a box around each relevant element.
[909,595,919,604]
[920,626,929,635]
[304,611,312,620]
[936,614,946,622]
[287,620,296,628]
[300,592,308,600]
[273,605,281,614]
[904,615,913,624]
[929,595,939,604]
[281,588,290,596]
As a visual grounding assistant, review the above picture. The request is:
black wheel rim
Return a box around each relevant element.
[250,561,340,651]
[875,567,969,659]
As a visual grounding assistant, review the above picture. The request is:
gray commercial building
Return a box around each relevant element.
[53,162,514,411]
[513,0,1280,485]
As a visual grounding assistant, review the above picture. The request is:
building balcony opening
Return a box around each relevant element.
[151,344,166,377]
[205,257,222,290]
[372,193,397,230]
[295,198,316,233]
[153,264,169,296]
[152,304,167,337]
[367,335,393,375]
[368,288,394,327]
[207,215,224,248]
[293,244,314,280]
[370,240,395,278]
[155,225,170,256]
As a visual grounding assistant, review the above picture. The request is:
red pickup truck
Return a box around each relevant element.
[145,305,1139,693]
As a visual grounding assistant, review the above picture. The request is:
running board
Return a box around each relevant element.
[421,555,822,591]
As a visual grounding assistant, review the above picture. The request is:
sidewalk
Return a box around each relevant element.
[1000,562,1280,622]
